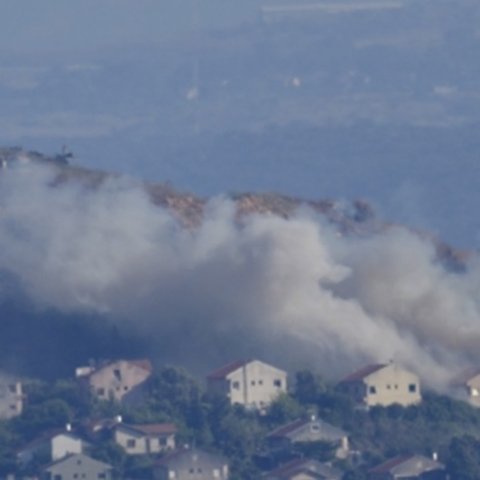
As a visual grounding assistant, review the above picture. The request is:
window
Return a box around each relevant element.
[273,379,282,388]
[124,386,129,391]
[98,474,106,479]
[73,474,78,479]
[369,386,377,395]
[251,380,256,386]
[259,380,263,385]
[159,437,168,446]
[97,388,105,396]
[311,424,320,432]
[9,404,16,410]
[197,468,202,473]
[127,439,136,448]
[189,468,195,474]
[113,368,122,381]
[232,381,240,390]
[387,384,391,390]
[409,384,417,393]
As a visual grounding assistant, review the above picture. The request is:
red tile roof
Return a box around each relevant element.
[267,419,307,438]
[339,364,387,383]
[207,359,252,380]
[369,455,413,474]
[119,423,177,436]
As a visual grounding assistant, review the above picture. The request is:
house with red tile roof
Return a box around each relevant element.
[267,415,349,459]
[207,359,287,410]
[154,447,229,480]
[337,362,421,407]
[369,454,447,479]
[264,458,342,480]
[114,422,177,455]
[17,427,90,466]
[76,359,153,404]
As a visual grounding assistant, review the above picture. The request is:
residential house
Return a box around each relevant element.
[41,453,113,480]
[337,363,421,407]
[76,359,153,404]
[154,447,229,480]
[114,422,177,455]
[264,458,342,480]
[450,367,480,407]
[369,454,447,480]
[17,427,90,465]
[0,375,23,419]
[207,359,287,410]
[266,415,349,459]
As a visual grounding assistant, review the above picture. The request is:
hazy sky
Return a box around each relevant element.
[0,0,256,53]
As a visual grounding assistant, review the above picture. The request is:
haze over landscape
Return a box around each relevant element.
[1,0,480,387]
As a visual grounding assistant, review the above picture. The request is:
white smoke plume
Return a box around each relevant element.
[0,161,478,389]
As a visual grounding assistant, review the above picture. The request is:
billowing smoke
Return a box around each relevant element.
[0,161,478,389]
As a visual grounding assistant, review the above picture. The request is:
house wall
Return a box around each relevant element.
[364,365,421,407]
[0,381,23,419]
[466,375,480,407]
[51,434,84,461]
[224,361,287,409]
[43,454,112,480]
[115,429,175,455]
[155,462,229,480]
[89,361,151,403]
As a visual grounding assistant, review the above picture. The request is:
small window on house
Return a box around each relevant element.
[127,439,136,448]
[259,380,263,385]
[197,468,202,473]
[273,379,282,388]
[9,404,16,410]
[369,386,377,395]
[159,437,168,446]
[387,384,391,389]
[189,468,195,474]
[73,474,78,479]
[124,386,129,391]
[113,368,121,381]
[98,474,106,479]
[251,380,256,386]
[394,384,399,389]
[232,381,240,390]
[97,388,105,396]
[311,424,320,432]
[409,384,417,393]
[82,475,86,479]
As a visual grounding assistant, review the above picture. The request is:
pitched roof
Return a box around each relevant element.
[450,367,480,387]
[43,453,112,472]
[267,417,346,442]
[207,359,252,380]
[339,364,387,383]
[266,458,341,479]
[117,423,177,436]
[17,429,84,454]
[369,454,444,476]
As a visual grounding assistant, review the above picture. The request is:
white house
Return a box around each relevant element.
[114,423,177,455]
[76,359,153,404]
[207,359,287,410]
[0,376,23,419]
[17,428,89,465]
[337,363,421,407]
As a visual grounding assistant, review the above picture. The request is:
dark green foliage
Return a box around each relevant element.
[294,370,326,405]
[446,435,480,480]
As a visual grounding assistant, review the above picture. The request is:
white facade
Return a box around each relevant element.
[339,363,421,407]
[114,424,176,455]
[0,379,23,419]
[207,360,287,410]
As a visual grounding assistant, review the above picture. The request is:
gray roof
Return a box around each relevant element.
[370,454,445,477]
[43,453,112,475]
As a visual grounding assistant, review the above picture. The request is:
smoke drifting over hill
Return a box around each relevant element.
[0,162,478,388]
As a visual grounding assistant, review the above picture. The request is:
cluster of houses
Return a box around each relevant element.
[0,358,467,479]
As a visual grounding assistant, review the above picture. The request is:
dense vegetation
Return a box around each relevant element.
[1,367,480,478]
